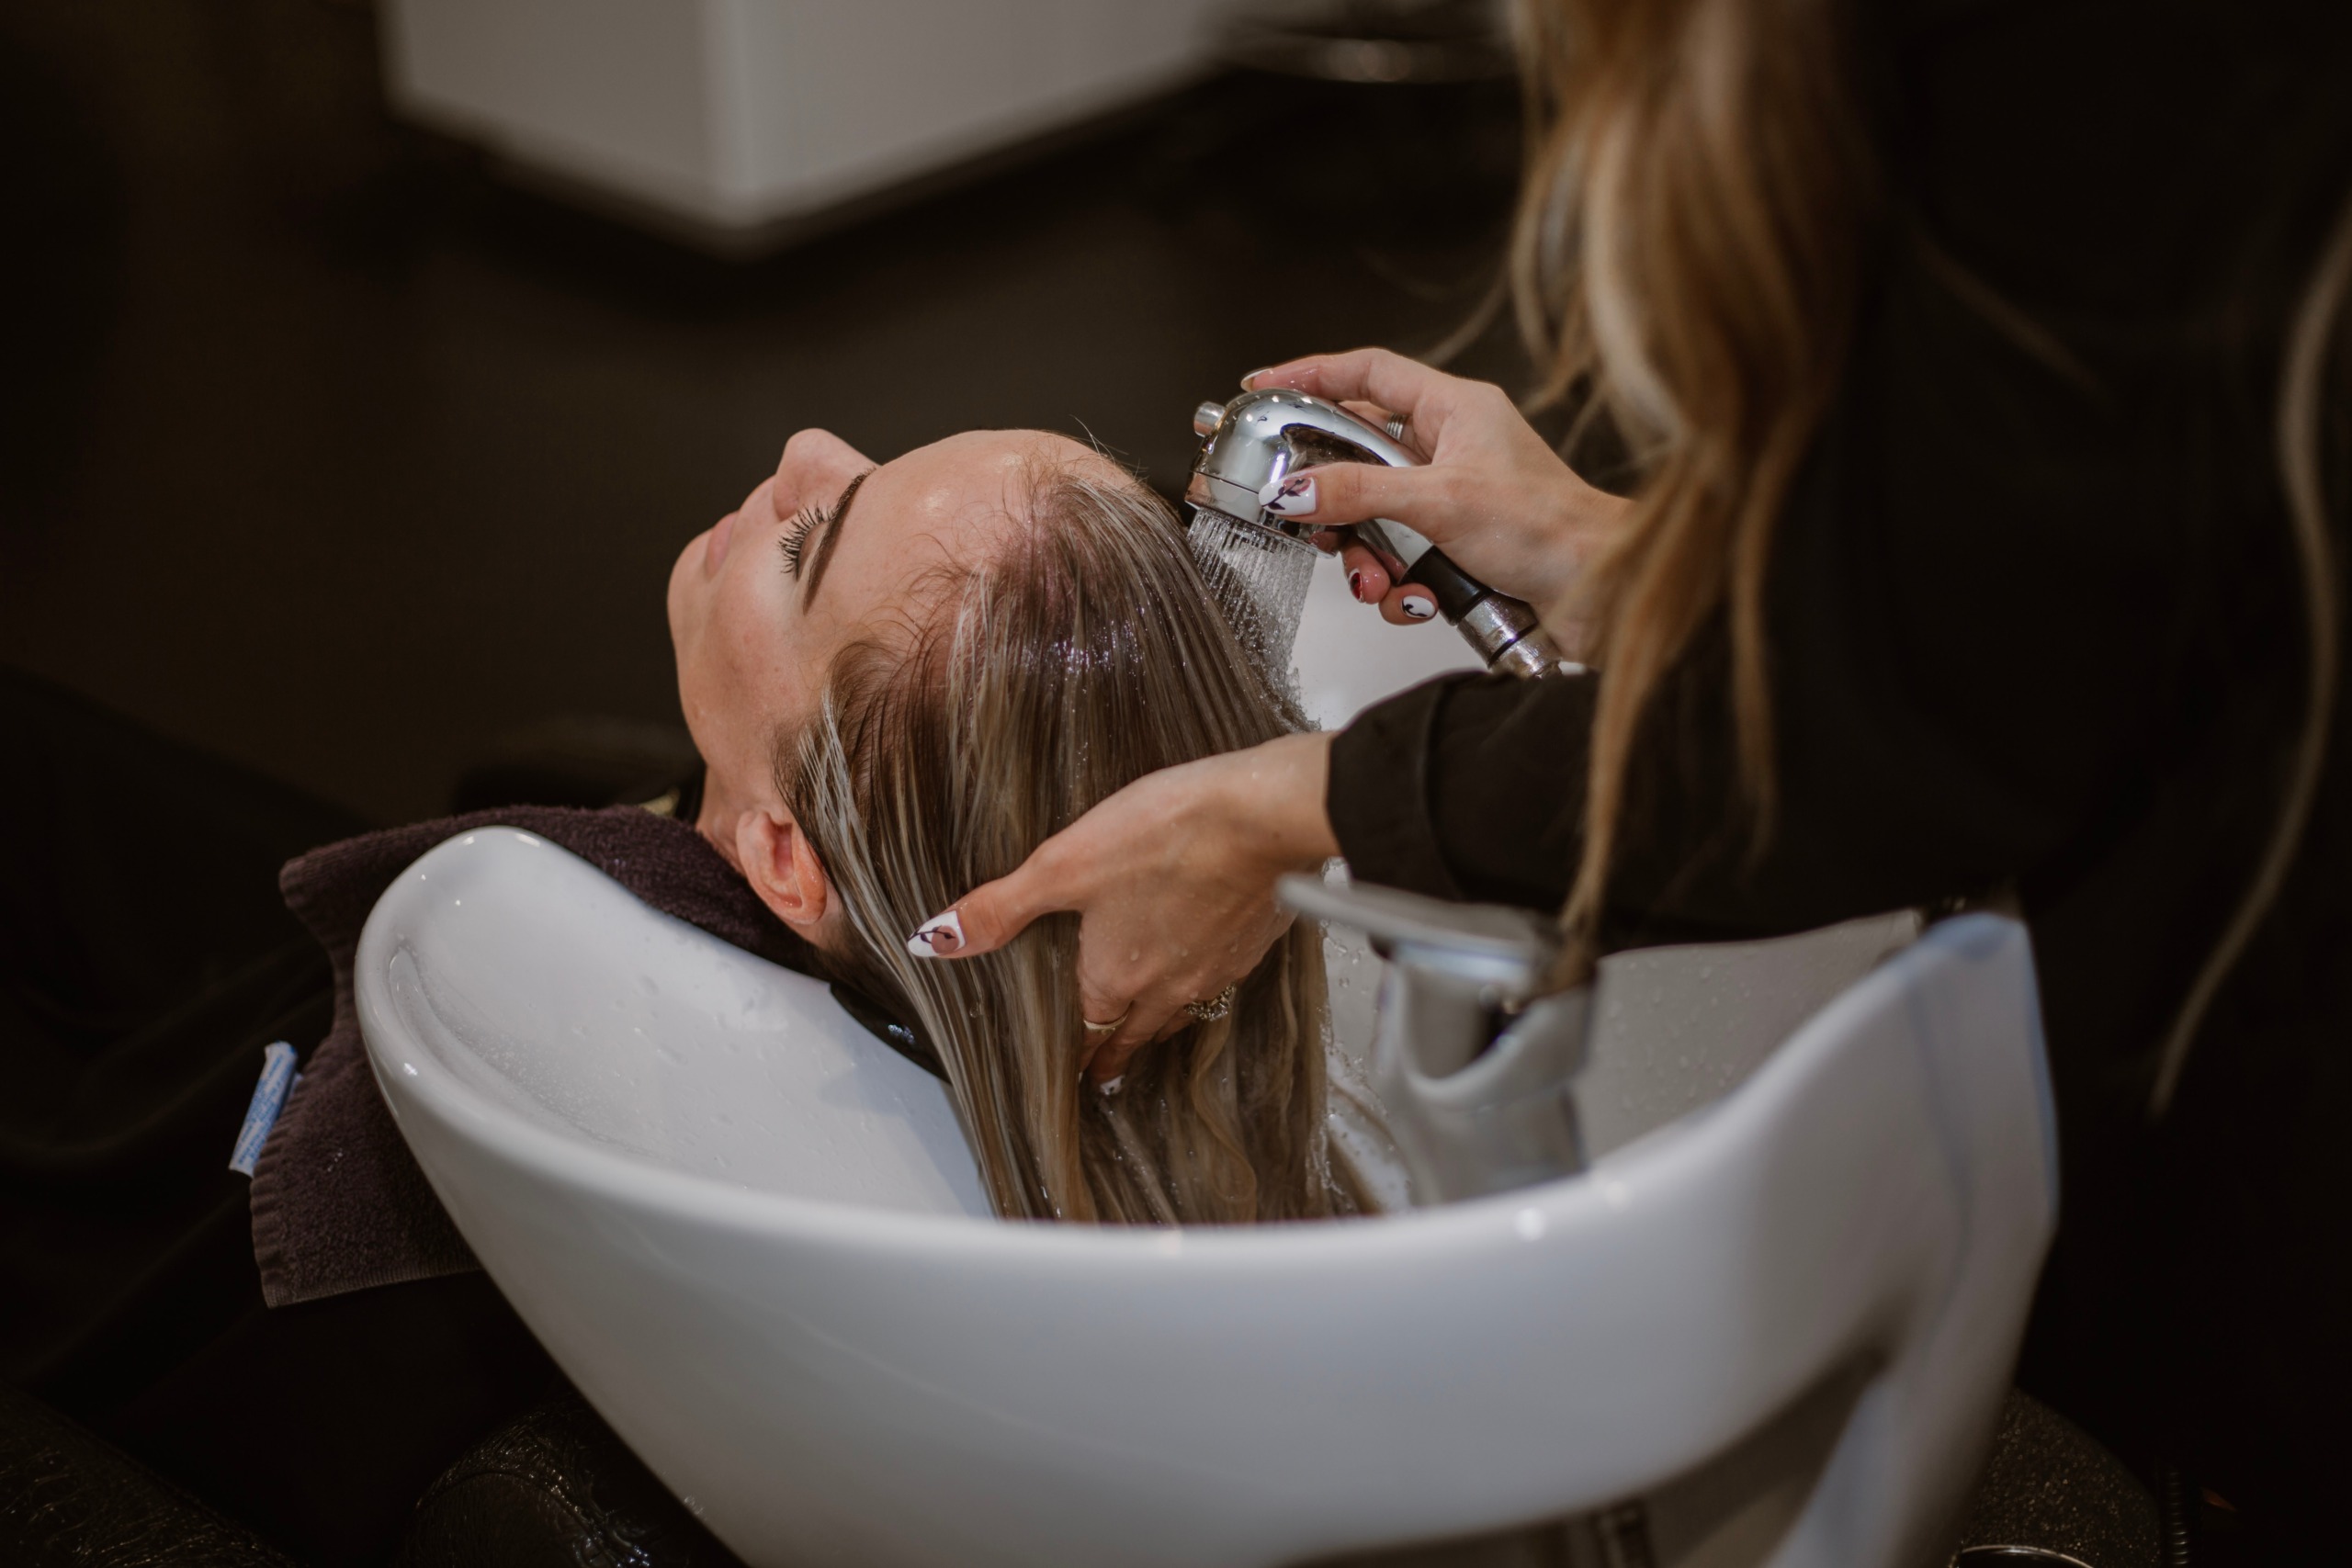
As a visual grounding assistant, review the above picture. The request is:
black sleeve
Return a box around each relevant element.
[1328,671,1593,911]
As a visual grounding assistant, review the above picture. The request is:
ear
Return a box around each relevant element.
[734,807,835,942]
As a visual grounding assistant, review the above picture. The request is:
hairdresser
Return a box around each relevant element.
[924,0,2352,1551]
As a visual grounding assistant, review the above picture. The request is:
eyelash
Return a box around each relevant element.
[779,502,833,578]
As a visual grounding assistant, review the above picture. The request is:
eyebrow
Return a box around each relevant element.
[798,468,874,609]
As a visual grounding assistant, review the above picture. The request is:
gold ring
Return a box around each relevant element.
[1081,1008,1130,1039]
[1182,984,1238,1024]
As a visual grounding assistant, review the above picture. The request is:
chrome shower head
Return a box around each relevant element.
[1183,389,1562,678]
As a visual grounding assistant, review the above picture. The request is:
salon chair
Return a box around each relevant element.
[0,1373,2166,1566]
[0,1381,292,1566]
[386,1387,2169,1567]
[349,816,2105,1568]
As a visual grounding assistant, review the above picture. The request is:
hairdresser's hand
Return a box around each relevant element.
[906,732,1339,1082]
[1247,348,1627,653]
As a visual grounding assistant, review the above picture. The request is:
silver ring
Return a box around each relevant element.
[1384,415,1408,443]
[1182,984,1238,1024]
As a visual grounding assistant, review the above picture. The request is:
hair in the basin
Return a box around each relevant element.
[776,457,1372,1224]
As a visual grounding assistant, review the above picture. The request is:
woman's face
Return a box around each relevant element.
[667,425,1104,854]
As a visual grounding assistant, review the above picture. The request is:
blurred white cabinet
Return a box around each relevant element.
[380,0,1226,247]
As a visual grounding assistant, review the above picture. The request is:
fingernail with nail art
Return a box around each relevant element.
[1401,595,1438,621]
[906,910,964,957]
[1348,570,1367,603]
[1259,473,1317,517]
[1097,1075,1125,1097]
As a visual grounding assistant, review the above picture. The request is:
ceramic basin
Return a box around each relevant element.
[356,573,2053,1564]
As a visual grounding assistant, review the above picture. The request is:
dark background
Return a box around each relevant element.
[0,0,1531,825]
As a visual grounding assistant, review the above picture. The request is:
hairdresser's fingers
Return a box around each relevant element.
[1085,906,1287,1057]
[1336,397,1413,451]
[1083,1020,1153,1086]
[1339,541,1392,604]
[1079,987,1182,1071]
[1311,528,1400,570]
[1340,544,1434,624]
[1246,347,1472,441]
[1379,584,1442,626]
[1102,951,1275,1064]
[1086,1036,1145,1085]
[1091,976,1229,1078]
[1259,461,1454,541]
[1074,961,1142,1040]
[911,857,1077,961]
[1121,995,1190,1054]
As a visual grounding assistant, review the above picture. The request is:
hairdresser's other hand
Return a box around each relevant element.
[906,732,1340,1082]
[1247,349,1627,651]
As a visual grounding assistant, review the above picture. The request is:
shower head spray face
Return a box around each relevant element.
[1185,502,1318,678]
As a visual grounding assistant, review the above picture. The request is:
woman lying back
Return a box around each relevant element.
[667,427,1370,1224]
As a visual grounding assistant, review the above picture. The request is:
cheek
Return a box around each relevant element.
[671,629,725,776]
[669,549,712,697]
[688,566,808,771]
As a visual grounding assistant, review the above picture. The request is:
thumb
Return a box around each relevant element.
[1258,462,1446,537]
[904,856,1065,961]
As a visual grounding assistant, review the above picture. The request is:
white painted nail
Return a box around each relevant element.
[1098,1075,1125,1097]
[1400,595,1438,621]
[905,909,964,958]
[1257,473,1317,517]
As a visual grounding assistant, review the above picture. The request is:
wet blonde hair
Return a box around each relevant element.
[778,458,1371,1224]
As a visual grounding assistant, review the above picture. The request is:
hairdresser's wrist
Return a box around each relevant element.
[1529,473,1631,609]
[1210,731,1340,871]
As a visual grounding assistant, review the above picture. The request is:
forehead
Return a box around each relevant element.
[862,429,1106,522]
[824,431,1116,582]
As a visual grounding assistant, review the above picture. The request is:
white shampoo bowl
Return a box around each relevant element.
[357,825,2053,1568]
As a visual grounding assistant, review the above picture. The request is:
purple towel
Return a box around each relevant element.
[248,805,820,1307]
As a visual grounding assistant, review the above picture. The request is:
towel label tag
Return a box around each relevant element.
[229,1041,301,1178]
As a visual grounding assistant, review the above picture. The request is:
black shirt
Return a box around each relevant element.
[1327,0,2352,1536]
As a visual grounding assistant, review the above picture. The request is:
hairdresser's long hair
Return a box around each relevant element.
[779,465,1371,1224]
[1510,0,1877,961]
[1511,0,2347,1114]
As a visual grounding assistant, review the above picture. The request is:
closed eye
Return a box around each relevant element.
[779,501,835,580]
[788,468,874,607]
